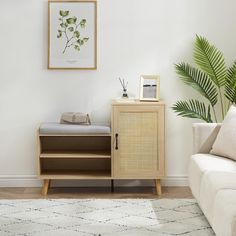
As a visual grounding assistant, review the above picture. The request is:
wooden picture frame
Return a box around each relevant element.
[139,75,160,101]
[48,0,97,70]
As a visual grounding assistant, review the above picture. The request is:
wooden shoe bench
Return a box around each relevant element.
[37,100,165,196]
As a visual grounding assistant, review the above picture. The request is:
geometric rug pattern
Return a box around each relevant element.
[0,199,215,236]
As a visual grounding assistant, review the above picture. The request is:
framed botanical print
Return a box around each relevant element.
[139,75,160,101]
[48,0,97,69]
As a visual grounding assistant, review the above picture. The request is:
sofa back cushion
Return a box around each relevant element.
[210,105,236,160]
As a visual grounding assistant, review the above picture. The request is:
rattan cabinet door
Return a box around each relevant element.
[112,105,164,179]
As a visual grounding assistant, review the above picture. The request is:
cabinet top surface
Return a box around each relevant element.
[112,99,165,106]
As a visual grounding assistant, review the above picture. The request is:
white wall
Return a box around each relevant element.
[0,0,236,187]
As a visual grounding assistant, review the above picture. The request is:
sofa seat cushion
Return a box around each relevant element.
[200,171,236,224]
[212,189,236,236]
[188,153,236,200]
[39,123,111,134]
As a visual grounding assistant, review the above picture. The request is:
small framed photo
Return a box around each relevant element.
[48,0,97,70]
[139,75,160,101]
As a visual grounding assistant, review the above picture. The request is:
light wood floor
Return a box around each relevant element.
[0,187,193,199]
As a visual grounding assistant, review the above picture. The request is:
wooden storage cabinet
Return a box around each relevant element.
[37,101,165,195]
[112,101,165,194]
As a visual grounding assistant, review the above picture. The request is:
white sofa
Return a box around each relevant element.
[189,123,236,236]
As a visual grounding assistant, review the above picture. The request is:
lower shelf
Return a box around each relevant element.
[39,169,111,179]
[40,151,111,159]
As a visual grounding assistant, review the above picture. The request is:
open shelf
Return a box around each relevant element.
[39,150,111,180]
[38,132,112,194]
[40,169,111,179]
[40,151,111,159]
[39,136,111,153]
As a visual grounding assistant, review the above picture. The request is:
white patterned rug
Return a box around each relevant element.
[0,199,215,236]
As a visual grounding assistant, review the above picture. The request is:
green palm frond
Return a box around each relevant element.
[194,35,227,88]
[225,61,236,103]
[172,100,212,123]
[175,63,218,107]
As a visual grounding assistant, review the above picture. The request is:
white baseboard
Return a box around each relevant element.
[161,176,189,187]
[0,175,188,187]
[0,175,42,187]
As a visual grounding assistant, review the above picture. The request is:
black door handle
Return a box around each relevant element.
[115,133,118,150]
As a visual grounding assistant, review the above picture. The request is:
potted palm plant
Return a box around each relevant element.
[172,35,236,122]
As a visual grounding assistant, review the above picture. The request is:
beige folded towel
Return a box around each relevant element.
[60,112,91,125]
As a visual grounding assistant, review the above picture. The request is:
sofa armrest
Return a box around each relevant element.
[192,123,221,154]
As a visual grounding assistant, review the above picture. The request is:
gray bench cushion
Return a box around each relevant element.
[39,123,111,134]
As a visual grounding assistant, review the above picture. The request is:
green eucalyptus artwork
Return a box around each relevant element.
[172,35,236,123]
[48,1,97,69]
[57,10,89,54]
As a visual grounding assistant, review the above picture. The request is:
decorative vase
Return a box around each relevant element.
[122,89,128,98]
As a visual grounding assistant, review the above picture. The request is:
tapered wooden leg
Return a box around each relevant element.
[155,179,162,196]
[42,179,50,196]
